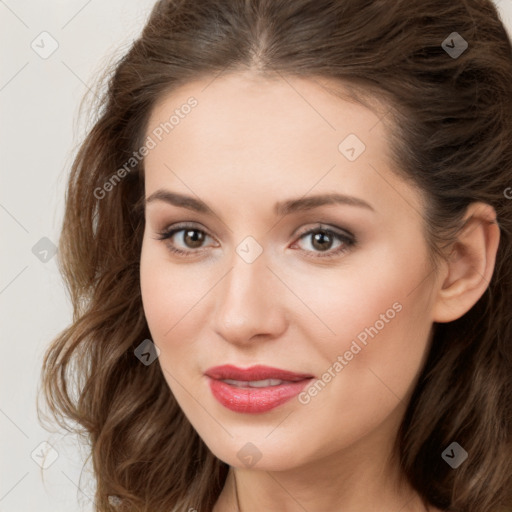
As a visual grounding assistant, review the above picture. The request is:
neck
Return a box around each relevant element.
[227,455,423,512]
[214,407,430,512]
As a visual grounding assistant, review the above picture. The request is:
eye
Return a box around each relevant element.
[292,225,356,259]
[154,222,356,259]
[154,223,216,257]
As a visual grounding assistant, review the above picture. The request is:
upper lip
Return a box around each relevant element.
[205,364,314,382]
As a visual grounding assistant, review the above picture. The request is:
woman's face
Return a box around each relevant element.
[140,72,441,471]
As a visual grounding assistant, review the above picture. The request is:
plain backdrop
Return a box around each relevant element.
[1,1,512,511]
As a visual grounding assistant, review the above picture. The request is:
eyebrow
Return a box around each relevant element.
[274,193,375,216]
[145,190,375,216]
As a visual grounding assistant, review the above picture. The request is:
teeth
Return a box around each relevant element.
[222,378,285,388]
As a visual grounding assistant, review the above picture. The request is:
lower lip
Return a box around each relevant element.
[207,377,312,413]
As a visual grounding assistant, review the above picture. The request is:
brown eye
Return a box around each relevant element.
[293,225,356,259]
[181,229,205,248]
[156,223,216,257]
[310,230,335,251]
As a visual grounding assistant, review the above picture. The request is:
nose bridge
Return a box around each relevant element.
[213,246,286,343]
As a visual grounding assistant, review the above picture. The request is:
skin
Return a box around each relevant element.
[139,72,500,511]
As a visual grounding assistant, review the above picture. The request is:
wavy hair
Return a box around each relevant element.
[39,0,512,511]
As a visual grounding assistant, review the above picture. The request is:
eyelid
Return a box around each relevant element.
[293,223,355,240]
[156,222,216,241]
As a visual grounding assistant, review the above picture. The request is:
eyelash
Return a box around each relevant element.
[154,222,356,259]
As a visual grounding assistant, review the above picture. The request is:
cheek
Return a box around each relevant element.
[288,244,427,343]
[140,238,204,337]
[139,256,205,407]
[277,261,434,462]
[140,239,219,386]
[291,241,434,399]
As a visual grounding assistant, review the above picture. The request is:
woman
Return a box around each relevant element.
[39,0,512,511]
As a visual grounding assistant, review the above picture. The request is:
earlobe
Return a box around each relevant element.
[432,202,500,323]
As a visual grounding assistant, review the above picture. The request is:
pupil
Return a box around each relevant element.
[312,231,332,251]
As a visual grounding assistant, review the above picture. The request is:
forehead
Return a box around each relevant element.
[145,72,387,157]
[142,72,424,220]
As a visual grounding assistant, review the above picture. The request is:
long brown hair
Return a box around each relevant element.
[39,0,512,510]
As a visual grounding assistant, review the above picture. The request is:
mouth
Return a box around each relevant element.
[204,364,314,413]
[219,378,295,388]
[204,364,314,382]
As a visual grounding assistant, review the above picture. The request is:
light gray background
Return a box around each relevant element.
[1,1,511,510]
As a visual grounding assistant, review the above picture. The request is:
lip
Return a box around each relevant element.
[205,364,314,414]
[204,364,314,382]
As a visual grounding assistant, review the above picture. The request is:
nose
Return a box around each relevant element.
[212,250,288,346]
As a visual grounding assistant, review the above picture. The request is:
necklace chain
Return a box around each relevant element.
[233,470,241,512]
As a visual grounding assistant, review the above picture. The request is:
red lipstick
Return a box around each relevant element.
[205,364,314,413]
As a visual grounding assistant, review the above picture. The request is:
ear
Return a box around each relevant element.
[432,202,500,323]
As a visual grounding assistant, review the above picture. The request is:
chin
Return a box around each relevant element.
[200,432,316,472]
